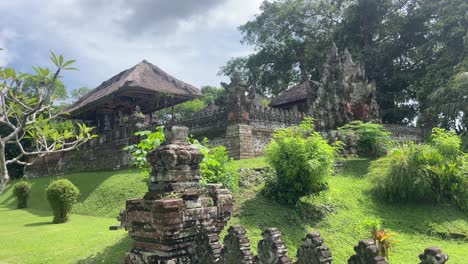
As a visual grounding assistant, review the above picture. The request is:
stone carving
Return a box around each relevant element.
[121,126,233,264]
[103,113,111,131]
[296,232,333,264]
[309,46,379,131]
[347,239,388,264]
[419,247,449,264]
[255,228,292,264]
[224,75,251,124]
[219,225,255,264]
[190,230,220,264]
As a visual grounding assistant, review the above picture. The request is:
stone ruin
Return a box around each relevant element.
[120,126,233,263]
[119,126,450,264]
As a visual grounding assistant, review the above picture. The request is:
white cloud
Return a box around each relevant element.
[0,0,263,89]
[0,29,16,67]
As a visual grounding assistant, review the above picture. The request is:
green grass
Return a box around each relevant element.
[228,158,468,262]
[232,156,267,169]
[0,169,147,218]
[0,206,130,264]
[1,159,467,263]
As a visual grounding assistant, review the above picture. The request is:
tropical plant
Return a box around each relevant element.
[70,87,91,101]
[264,118,337,205]
[0,52,96,192]
[369,128,466,210]
[364,219,399,260]
[338,121,394,158]
[123,126,165,169]
[13,181,32,208]
[46,179,80,223]
[192,138,239,192]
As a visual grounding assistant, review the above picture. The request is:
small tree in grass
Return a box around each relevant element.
[46,179,79,223]
[264,118,337,205]
[0,52,96,192]
[13,181,32,208]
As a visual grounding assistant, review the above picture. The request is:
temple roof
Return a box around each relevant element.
[64,60,202,117]
[269,80,320,107]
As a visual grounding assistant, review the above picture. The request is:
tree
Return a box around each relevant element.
[152,86,226,124]
[70,87,91,101]
[0,52,96,192]
[220,0,346,96]
[221,0,468,126]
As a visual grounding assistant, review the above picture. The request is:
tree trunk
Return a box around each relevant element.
[0,142,9,193]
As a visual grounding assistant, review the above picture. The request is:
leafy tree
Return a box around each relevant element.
[152,85,226,124]
[0,52,96,192]
[200,85,226,106]
[221,0,468,127]
[220,0,344,96]
[70,87,91,101]
[153,99,206,124]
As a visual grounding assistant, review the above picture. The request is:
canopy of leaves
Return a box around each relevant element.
[221,0,468,127]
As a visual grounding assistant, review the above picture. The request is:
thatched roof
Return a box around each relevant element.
[269,80,320,107]
[64,60,202,117]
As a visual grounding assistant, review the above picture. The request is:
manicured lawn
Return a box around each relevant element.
[0,159,467,263]
[0,206,130,264]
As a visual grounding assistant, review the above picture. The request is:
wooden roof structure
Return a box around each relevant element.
[269,80,320,107]
[64,60,202,119]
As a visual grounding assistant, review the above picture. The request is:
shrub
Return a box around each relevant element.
[338,121,393,158]
[123,126,165,170]
[193,139,240,192]
[369,128,466,210]
[264,118,336,205]
[46,179,80,223]
[13,181,32,208]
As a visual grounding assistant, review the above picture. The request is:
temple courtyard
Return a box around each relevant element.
[1,158,466,263]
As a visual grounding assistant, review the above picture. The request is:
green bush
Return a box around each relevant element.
[193,139,240,192]
[264,118,336,205]
[123,126,165,170]
[370,128,467,210]
[338,121,393,158]
[13,181,32,209]
[46,179,80,223]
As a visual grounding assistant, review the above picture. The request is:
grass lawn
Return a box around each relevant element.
[0,158,467,263]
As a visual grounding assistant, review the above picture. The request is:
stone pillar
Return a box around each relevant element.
[226,124,255,160]
[121,126,233,264]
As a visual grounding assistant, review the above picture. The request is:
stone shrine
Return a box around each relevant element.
[120,126,233,263]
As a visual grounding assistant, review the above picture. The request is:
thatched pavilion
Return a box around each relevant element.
[25,60,202,177]
[64,60,202,132]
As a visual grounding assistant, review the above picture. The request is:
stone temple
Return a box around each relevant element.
[24,47,424,177]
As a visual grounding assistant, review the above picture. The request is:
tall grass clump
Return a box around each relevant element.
[338,121,394,158]
[264,118,337,205]
[370,128,467,210]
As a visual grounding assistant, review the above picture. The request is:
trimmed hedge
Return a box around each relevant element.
[46,179,80,223]
[13,181,32,209]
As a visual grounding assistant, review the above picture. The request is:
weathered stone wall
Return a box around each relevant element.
[24,131,134,178]
[180,223,450,264]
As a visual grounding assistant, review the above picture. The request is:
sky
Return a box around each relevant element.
[0,0,264,96]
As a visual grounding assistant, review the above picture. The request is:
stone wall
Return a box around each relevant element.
[24,129,135,178]
[122,220,451,264]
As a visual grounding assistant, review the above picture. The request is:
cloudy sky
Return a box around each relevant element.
[0,0,264,96]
